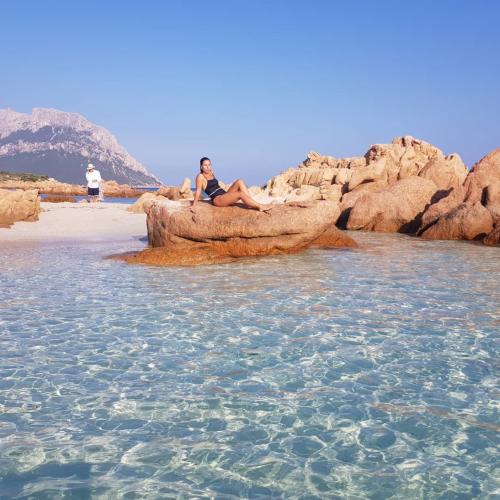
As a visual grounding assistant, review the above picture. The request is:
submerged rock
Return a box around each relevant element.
[0,188,40,227]
[120,199,356,266]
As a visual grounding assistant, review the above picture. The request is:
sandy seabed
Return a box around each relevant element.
[0,202,147,244]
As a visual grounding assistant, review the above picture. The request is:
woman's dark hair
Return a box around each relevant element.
[199,157,211,172]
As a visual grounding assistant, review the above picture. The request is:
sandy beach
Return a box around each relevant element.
[0,202,147,244]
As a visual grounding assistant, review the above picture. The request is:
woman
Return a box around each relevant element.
[192,157,273,211]
[86,163,102,203]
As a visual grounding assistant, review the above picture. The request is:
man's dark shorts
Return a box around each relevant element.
[88,187,99,196]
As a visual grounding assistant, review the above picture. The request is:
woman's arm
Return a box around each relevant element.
[192,174,204,206]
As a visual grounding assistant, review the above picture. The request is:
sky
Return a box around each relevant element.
[1,0,499,185]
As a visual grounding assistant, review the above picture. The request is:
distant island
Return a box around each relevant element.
[0,108,160,186]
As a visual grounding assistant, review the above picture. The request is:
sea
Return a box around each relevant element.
[0,231,498,498]
[40,187,161,205]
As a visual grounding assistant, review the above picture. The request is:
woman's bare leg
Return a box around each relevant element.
[213,190,265,210]
[224,179,274,211]
[227,179,251,197]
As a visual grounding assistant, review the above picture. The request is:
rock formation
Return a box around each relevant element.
[43,194,77,203]
[261,136,499,246]
[420,149,500,244]
[128,179,194,213]
[118,199,357,266]
[100,180,146,198]
[0,178,86,195]
[156,185,194,201]
[0,188,40,228]
[261,136,459,205]
[0,178,145,197]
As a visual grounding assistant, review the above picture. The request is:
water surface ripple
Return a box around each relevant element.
[0,232,499,498]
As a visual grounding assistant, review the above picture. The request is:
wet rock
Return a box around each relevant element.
[309,224,358,248]
[483,225,500,246]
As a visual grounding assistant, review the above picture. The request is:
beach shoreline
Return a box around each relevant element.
[0,202,147,245]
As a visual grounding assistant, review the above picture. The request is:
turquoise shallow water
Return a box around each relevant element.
[0,233,499,498]
[40,195,137,204]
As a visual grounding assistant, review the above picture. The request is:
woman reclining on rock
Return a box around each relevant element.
[192,157,274,212]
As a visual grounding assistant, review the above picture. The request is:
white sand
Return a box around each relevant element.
[0,202,147,243]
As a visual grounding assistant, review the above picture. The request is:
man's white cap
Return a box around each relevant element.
[87,163,95,171]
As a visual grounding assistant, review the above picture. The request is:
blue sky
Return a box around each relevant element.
[2,0,499,185]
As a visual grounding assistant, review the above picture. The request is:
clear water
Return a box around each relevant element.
[40,195,137,205]
[0,233,498,498]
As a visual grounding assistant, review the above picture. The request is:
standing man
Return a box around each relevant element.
[86,163,102,203]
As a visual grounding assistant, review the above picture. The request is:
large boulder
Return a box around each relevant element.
[417,185,466,234]
[348,159,389,191]
[0,189,41,228]
[463,149,500,205]
[120,199,356,266]
[366,136,443,184]
[336,181,387,228]
[320,183,343,202]
[418,154,468,191]
[421,202,494,241]
[346,176,438,233]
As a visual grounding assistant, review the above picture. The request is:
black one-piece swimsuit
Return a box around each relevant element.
[205,177,226,200]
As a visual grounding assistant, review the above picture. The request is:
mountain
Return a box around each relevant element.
[0,108,160,185]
